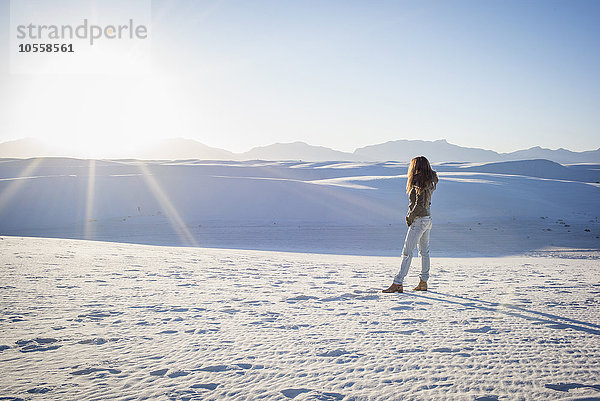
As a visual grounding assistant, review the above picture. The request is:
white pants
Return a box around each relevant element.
[393,216,432,285]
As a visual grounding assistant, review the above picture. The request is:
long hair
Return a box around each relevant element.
[406,156,437,194]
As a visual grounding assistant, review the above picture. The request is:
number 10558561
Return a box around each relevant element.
[18,43,74,53]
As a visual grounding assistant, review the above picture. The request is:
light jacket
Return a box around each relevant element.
[406,174,438,226]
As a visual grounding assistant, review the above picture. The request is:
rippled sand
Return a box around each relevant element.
[1,236,599,400]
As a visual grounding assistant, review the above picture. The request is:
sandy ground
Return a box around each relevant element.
[7,217,599,258]
[1,236,599,400]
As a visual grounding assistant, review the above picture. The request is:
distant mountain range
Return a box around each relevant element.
[1,137,599,164]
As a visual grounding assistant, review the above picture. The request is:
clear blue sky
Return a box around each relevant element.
[0,0,599,155]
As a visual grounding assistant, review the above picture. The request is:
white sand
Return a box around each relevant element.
[1,158,599,256]
[1,157,599,399]
[1,236,599,400]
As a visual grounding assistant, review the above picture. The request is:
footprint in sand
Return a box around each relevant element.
[464,326,498,334]
[545,382,600,392]
[150,369,168,376]
[397,318,426,324]
[316,349,354,357]
[286,295,319,303]
[281,389,345,400]
[158,330,178,334]
[397,329,421,335]
[167,370,189,378]
[391,305,414,311]
[71,367,121,375]
[197,365,236,372]
[281,388,311,398]
[190,383,220,390]
[26,387,52,394]
[16,338,61,353]
[431,347,472,357]
[77,338,108,345]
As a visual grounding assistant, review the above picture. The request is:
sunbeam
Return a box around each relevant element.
[83,159,96,240]
[0,158,43,212]
[137,162,198,247]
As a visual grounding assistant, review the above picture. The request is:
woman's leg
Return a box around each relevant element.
[417,218,432,282]
[393,219,425,285]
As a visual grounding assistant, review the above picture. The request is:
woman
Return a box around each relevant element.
[383,156,438,293]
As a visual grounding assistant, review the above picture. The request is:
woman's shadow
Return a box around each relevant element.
[402,290,600,336]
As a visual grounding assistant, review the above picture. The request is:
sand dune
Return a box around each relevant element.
[0,158,598,256]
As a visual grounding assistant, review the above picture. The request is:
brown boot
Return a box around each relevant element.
[413,279,427,291]
[382,283,403,293]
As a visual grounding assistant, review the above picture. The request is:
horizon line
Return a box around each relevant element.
[1,136,599,156]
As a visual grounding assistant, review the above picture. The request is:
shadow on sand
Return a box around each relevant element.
[402,291,600,336]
